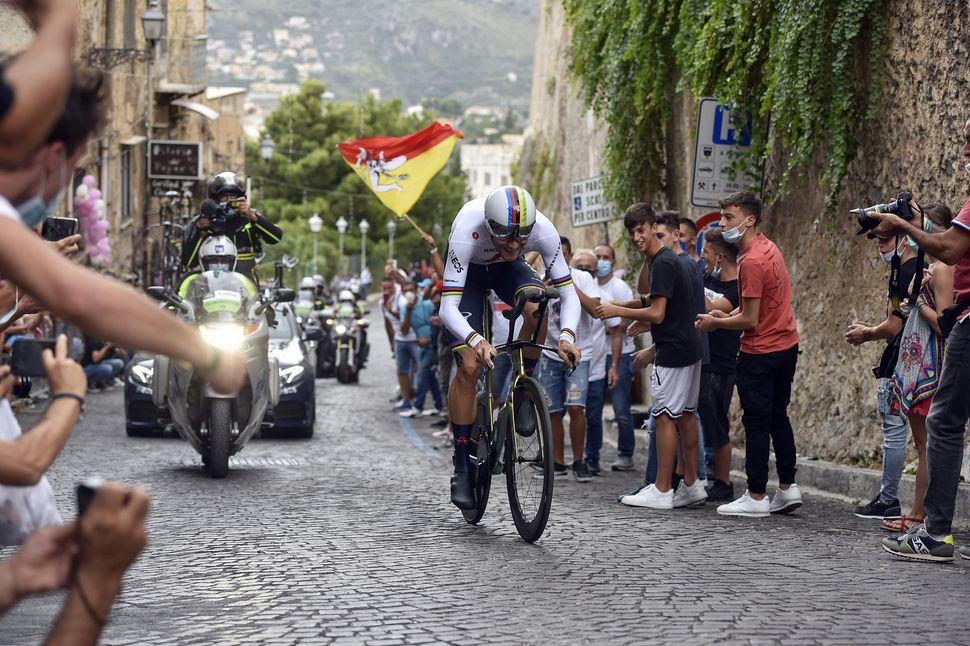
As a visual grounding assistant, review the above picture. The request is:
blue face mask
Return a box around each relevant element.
[711,260,722,280]
[17,152,64,228]
[721,218,750,244]
[596,259,612,278]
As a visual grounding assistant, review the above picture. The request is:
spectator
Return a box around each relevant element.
[679,216,702,265]
[886,206,953,533]
[598,204,705,510]
[844,228,921,522]
[871,143,970,563]
[0,482,149,645]
[0,0,77,168]
[0,66,244,393]
[81,336,126,391]
[698,228,741,501]
[394,281,421,413]
[572,250,620,478]
[592,243,638,472]
[696,191,802,518]
[400,279,444,417]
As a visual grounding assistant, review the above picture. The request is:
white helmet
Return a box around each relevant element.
[300,277,315,290]
[199,235,237,271]
[338,289,355,303]
[483,185,537,241]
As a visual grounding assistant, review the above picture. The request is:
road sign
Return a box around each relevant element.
[148,140,203,180]
[570,175,615,228]
[690,98,762,208]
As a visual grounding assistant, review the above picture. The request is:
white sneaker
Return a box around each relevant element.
[716,490,770,518]
[421,408,440,417]
[769,483,803,514]
[673,480,708,508]
[620,484,674,509]
[398,408,419,418]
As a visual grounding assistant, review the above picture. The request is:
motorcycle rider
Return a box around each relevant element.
[177,236,257,301]
[181,172,283,284]
[294,277,316,324]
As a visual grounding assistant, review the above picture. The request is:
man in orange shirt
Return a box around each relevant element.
[696,192,803,518]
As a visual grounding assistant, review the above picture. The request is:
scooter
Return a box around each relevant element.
[147,275,295,478]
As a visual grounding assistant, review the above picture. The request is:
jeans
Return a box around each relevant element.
[924,318,970,536]
[84,359,123,385]
[736,345,799,495]
[876,377,908,503]
[394,340,422,378]
[413,344,444,411]
[490,352,514,402]
[644,407,706,483]
[584,377,608,461]
[609,353,636,457]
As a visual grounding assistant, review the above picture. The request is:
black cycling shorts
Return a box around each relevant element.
[446,258,544,352]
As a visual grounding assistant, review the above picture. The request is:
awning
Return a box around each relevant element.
[170,99,220,121]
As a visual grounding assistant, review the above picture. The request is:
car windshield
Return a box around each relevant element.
[270,311,296,340]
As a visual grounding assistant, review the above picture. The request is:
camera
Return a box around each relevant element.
[851,191,914,236]
[76,477,104,516]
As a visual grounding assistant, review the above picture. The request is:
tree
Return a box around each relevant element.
[247,80,467,285]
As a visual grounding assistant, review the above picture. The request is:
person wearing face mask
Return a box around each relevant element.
[394,281,421,415]
[843,229,921,524]
[696,191,802,518]
[698,228,741,501]
[591,243,637,473]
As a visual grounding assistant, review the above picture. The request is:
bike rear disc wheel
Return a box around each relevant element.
[462,396,493,524]
[505,378,553,542]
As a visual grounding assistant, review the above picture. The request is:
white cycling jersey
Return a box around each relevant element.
[440,197,580,349]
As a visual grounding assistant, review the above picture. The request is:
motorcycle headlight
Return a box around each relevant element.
[334,324,348,335]
[200,324,245,350]
[280,365,305,384]
[130,364,153,385]
[325,318,334,325]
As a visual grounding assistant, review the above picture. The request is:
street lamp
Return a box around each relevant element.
[432,221,442,238]
[335,215,348,274]
[259,136,275,162]
[359,219,370,277]
[308,212,322,276]
[386,219,396,261]
[141,0,165,44]
[86,0,165,68]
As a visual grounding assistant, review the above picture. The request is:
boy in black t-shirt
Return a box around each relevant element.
[594,203,705,510]
[698,228,742,501]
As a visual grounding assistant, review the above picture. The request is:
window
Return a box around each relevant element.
[120,145,132,222]
[484,172,492,186]
[123,0,136,50]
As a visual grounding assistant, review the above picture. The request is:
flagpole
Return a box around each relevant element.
[401,213,429,238]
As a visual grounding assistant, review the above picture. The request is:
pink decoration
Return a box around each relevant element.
[82,175,96,187]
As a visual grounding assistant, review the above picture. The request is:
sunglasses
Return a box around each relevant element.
[486,220,534,241]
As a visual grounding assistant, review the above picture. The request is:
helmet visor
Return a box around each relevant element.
[485,219,534,241]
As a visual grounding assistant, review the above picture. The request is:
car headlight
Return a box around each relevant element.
[280,365,305,384]
[130,364,153,385]
[334,324,348,335]
[200,324,245,350]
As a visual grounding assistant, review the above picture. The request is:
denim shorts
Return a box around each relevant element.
[537,355,589,413]
[395,340,422,375]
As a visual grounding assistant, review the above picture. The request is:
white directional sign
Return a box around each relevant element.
[570,175,615,228]
[690,98,763,208]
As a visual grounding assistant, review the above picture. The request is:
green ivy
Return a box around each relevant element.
[562,0,887,211]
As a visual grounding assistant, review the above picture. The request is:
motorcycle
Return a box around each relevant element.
[332,300,367,384]
[147,274,295,478]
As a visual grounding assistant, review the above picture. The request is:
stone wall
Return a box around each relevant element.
[521,0,970,464]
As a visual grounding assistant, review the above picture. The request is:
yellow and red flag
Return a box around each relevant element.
[338,122,463,217]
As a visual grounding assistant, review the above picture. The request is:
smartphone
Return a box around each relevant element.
[76,478,104,516]
[11,338,56,378]
[41,216,79,242]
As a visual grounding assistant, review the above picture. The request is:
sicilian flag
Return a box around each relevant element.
[338,122,463,217]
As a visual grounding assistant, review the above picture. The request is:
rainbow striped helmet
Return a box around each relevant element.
[484,185,537,241]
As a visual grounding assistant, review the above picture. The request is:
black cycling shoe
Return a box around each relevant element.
[450,472,476,510]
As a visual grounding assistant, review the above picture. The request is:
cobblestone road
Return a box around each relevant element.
[2,323,970,645]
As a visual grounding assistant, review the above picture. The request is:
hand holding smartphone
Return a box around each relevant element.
[41,217,78,242]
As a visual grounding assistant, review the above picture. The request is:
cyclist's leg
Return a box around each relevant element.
[491,258,546,370]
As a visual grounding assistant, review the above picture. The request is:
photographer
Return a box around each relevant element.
[181,172,282,284]
[871,115,970,563]
[844,232,921,523]
[0,482,149,646]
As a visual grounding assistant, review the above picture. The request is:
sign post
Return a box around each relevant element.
[148,140,203,180]
[571,175,615,241]
[690,98,763,209]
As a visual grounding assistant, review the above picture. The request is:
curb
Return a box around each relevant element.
[601,411,970,526]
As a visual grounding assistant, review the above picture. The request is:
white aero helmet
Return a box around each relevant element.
[199,235,237,271]
[483,185,537,241]
[338,289,355,303]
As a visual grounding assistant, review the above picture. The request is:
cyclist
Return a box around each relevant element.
[181,172,283,283]
[440,185,581,510]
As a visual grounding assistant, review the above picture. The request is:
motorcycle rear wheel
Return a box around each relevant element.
[207,399,232,478]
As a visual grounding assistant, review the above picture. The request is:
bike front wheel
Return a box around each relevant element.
[504,378,553,542]
[462,393,493,524]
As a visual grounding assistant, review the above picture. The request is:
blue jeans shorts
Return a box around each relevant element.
[537,355,589,413]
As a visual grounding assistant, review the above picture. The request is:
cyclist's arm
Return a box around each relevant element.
[439,241,482,347]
